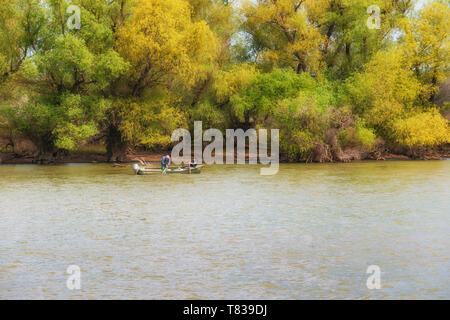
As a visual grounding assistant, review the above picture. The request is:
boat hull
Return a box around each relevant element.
[133,164,204,175]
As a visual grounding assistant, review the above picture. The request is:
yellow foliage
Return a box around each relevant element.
[304,0,331,24]
[392,109,450,148]
[214,63,259,103]
[347,49,422,125]
[242,0,325,74]
[116,0,217,95]
[118,99,187,148]
[402,1,450,91]
[368,100,404,127]
[0,0,23,77]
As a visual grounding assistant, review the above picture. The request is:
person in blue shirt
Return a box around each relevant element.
[161,155,171,171]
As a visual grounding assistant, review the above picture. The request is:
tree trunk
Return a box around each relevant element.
[296,60,305,74]
[429,73,438,102]
[106,125,127,162]
[323,24,335,56]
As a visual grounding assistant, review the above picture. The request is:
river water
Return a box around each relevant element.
[0,161,449,299]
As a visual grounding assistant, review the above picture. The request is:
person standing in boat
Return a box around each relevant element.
[161,155,171,171]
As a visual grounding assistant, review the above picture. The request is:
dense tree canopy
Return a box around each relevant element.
[0,0,449,161]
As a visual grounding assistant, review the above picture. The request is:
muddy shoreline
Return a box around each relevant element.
[2,134,449,164]
[1,149,449,164]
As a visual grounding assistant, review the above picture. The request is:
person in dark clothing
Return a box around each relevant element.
[161,155,171,171]
[189,157,198,168]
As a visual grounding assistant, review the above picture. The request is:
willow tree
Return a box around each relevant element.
[0,0,46,82]
[241,0,415,77]
[116,0,216,97]
[401,0,450,102]
[100,0,217,160]
[345,48,422,130]
[185,0,237,108]
[315,0,414,77]
[0,0,129,156]
[241,0,325,74]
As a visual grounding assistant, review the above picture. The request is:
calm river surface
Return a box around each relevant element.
[0,161,449,299]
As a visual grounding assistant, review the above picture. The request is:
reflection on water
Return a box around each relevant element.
[0,161,449,299]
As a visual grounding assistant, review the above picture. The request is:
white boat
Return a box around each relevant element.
[132,163,204,175]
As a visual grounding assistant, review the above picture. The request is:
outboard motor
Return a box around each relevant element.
[132,163,140,175]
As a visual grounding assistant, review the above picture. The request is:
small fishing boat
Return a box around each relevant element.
[132,163,204,175]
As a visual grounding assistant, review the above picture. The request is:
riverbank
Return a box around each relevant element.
[1,147,449,164]
[2,133,449,164]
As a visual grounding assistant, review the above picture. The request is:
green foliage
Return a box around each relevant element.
[35,34,127,93]
[0,93,105,152]
[214,63,259,104]
[218,69,339,160]
[230,69,315,123]
[52,94,102,151]
[338,119,376,149]
[190,101,229,131]
[272,94,329,160]
[1,102,58,151]
[355,120,377,149]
